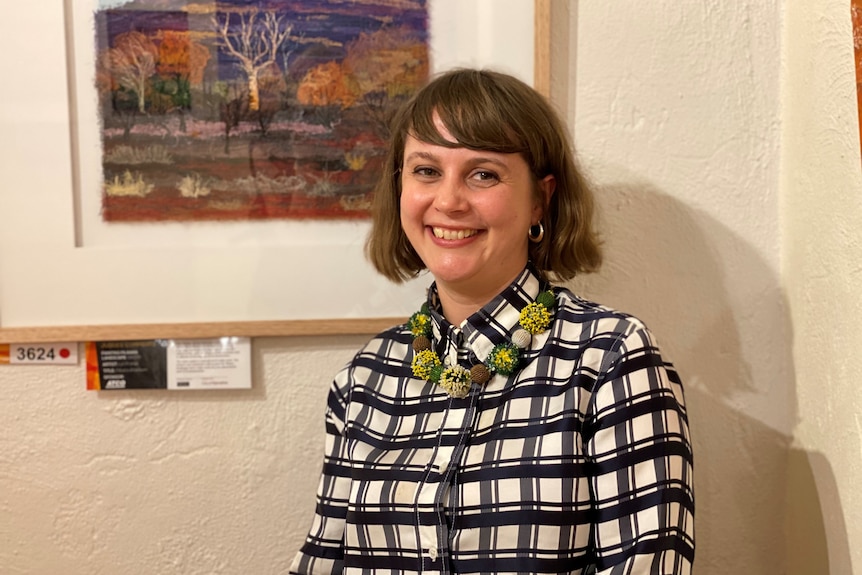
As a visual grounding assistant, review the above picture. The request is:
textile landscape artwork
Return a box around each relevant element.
[92,0,429,222]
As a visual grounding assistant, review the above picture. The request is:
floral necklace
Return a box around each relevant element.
[408,290,556,398]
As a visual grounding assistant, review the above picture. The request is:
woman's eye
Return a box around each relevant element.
[412,167,439,178]
[470,170,500,185]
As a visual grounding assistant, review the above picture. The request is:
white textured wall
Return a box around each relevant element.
[782,1,862,573]
[2,1,862,574]
[1,336,366,573]
[568,2,791,571]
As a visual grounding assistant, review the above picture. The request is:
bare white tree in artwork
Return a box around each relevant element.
[106,31,158,113]
[215,8,293,112]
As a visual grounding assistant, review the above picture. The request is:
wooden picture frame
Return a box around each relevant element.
[0,0,551,344]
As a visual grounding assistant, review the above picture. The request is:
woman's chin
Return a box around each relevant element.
[427,266,476,286]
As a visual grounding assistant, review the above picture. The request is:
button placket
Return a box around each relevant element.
[415,388,475,574]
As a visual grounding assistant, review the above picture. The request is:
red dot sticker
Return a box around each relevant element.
[59,348,71,359]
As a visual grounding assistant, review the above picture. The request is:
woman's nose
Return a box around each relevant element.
[433,176,467,212]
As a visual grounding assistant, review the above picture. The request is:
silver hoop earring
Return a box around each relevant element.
[528,222,544,243]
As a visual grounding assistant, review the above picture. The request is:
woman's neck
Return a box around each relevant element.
[436,291,483,326]
[435,270,522,326]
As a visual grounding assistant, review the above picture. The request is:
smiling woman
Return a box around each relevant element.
[398,116,552,323]
[367,69,601,287]
[290,68,695,575]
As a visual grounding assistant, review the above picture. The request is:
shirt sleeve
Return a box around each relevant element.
[289,371,352,575]
[585,325,695,574]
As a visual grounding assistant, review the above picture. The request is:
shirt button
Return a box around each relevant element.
[428,547,438,560]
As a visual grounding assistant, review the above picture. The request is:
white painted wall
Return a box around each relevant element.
[1,337,363,573]
[567,2,794,573]
[782,1,862,573]
[1,1,861,574]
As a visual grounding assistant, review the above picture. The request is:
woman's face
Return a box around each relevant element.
[399,116,554,303]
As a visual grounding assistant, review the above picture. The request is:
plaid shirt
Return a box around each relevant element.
[290,267,694,574]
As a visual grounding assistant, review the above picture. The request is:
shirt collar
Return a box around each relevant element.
[426,265,548,364]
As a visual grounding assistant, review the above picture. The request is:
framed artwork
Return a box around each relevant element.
[0,0,549,343]
[85,1,429,224]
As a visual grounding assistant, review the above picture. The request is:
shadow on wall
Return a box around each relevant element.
[568,180,852,574]
[786,449,854,575]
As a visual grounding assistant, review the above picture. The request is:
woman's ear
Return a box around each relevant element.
[534,174,556,221]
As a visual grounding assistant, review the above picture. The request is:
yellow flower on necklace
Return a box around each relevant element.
[519,301,552,334]
[408,309,432,337]
[438,366,472,399]
[487,343,520,375]
[411,349,440,380]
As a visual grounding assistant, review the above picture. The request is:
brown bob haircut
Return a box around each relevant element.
[365,68,602,283]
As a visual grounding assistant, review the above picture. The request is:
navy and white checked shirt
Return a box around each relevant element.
[290,266,694,574]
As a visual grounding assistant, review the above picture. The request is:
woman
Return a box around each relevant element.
[290,69,694,574]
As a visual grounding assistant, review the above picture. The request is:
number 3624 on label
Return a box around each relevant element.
[6,343,79,365]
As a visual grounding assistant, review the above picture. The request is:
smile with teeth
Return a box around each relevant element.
[432,227,478,240]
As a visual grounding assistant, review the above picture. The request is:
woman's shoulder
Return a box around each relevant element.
[367,320,414,347]
[549,288,676,370]
[342,321,414,367]
[329,321,417,402]
[552,286,652,337]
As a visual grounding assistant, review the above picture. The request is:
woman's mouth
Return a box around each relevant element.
[432,227,479,240]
